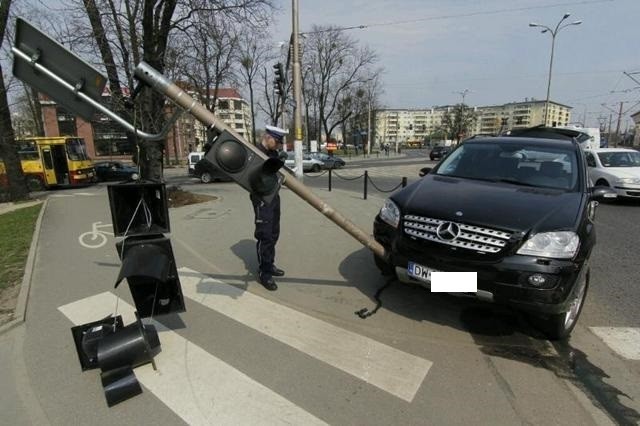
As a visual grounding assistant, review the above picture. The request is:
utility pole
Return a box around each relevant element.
[292,0,304,179]
[608,113,612,146]
[454,89,471,105]
[367,99,371,156]
[614,101,623,147]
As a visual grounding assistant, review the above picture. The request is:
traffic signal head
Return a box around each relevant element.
[115,234,185,318]
[203,130,284,203]
[273,62,285,96]
[273,62,284,82]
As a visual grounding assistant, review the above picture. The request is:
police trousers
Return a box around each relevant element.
[251,194,280,278]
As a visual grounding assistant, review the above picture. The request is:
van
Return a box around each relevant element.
[187,152,205,175]
[555,125,601,150]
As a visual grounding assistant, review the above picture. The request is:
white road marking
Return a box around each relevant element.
[58,292,327,425]
[179,267,433,402]
[78,222,113,249]
[590,327,640,360]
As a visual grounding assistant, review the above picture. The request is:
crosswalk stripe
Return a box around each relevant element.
[590,327,640,360]
[179,267,432,402]
[58,292,327,425]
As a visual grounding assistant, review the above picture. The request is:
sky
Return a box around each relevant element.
[272,0,640,130]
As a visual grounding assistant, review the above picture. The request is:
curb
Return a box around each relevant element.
[0,199,47,335]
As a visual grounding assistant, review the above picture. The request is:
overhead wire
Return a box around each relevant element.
[302,0,615,34]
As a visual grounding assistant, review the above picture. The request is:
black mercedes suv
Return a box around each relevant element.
[373,134,617,339]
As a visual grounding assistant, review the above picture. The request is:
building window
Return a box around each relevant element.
[234,100,242,110]
[219,100,230,110]
[235,113,243,120]
[92,118,133,156]
[56,106,77,136]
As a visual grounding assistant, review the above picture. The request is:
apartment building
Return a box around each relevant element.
[474,100,572,135]
[374,107,452,146]
[372,99,572,147]
[40,87,253,163]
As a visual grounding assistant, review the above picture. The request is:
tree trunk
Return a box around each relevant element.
[0,0,29,201]
[249,82,256,145]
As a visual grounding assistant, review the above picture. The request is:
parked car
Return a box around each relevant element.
[193,159,232,183]
[584,148,640,198]
[94,161,138,182]
[429,146,452,161]
[373,134,617,340]
[308,152,346,169]
[284,152,325,172]
[187,151,205,175]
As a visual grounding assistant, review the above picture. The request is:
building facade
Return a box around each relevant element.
[40,88,253,163]
[631,110,640,147]
[474,100,572,135]
[372,99,572,147]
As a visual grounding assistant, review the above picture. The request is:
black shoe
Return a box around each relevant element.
[258,274,278,291]
[271,267,285,277]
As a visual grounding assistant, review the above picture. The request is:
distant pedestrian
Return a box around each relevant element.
[252,125,288,291]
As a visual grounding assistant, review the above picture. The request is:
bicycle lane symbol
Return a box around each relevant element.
[78,222,114,249]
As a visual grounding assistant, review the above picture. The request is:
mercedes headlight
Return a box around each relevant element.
[616,177,640,185]
[517,231,579,259]
[379,199,400,228]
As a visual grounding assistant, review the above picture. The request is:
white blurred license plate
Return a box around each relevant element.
[407,262,438,283]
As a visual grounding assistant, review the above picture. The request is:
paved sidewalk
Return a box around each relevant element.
[0,179,391,425]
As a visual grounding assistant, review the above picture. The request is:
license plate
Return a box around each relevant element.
[407,261,439,283]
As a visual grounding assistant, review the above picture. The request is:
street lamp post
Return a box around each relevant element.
[529,13,582,126]
[292,0,304,179]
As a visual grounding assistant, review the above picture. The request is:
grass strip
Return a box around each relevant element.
[0,204,42,290]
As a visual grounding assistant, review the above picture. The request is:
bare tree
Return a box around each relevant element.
[304,26,379,142]
[180,10,238,117]
[43,0,275,180]
[236,30,272,144]
[439,104,478,144]
[0,0,29,201]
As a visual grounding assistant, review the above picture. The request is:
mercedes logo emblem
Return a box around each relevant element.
[436,222,460,241]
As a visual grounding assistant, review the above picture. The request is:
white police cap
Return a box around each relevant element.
[265,125,289,142]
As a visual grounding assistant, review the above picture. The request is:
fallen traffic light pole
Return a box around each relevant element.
[134,62,386,259]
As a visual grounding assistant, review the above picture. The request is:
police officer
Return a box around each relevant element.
[252,125,288,290]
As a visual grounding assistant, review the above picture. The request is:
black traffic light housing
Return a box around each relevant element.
[203,130,284,203]
[115,234,185,318]
[273,62,285,96]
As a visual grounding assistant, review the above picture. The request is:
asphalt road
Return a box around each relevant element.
[163,150,640,424]
[167,149,640,330]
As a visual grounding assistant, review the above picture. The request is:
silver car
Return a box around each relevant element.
[284,152,325,172]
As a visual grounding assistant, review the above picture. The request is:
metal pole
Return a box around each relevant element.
[364,170,368,200]
[614,101,623,147]
[367,99,372,156]
[544,33,556,126]
[292,0,304,180]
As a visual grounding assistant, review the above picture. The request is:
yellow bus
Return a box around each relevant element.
[18,137,96,190]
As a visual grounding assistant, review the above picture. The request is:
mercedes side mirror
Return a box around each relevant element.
[419,167,432,177]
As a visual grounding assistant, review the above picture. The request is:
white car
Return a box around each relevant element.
[584,148,640,198]
[284,152,325,173]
